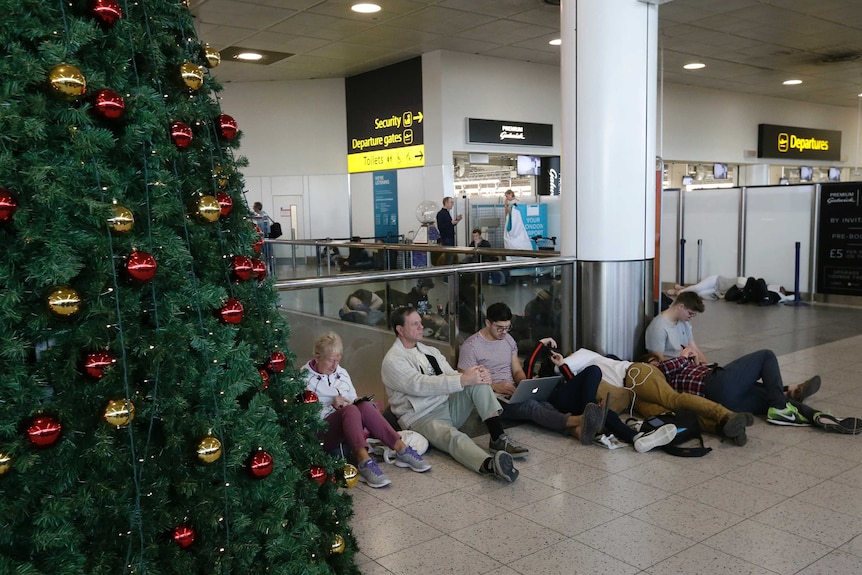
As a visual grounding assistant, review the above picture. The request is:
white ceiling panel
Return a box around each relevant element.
[192,0,862,108]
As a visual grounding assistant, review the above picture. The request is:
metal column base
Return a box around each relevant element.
[576,260,654,360]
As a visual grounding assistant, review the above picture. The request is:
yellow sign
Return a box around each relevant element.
[348,145,425,173]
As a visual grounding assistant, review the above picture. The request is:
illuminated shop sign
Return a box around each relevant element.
[758,124,841,161]
[467,118,553,147]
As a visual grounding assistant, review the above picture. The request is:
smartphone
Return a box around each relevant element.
[354,395,374,404]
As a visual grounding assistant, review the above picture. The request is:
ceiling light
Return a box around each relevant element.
[236,52,263,61]
[683,63,705,70]
[783,79,803,85]
[858,92,862,97]
[219,46,293,66]
[351,3,381,13]
[549,38,561,46]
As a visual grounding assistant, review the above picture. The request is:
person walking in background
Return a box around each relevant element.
[251,201,275,275]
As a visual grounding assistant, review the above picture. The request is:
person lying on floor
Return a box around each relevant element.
[642,350,862,435]
[559,348,755,446]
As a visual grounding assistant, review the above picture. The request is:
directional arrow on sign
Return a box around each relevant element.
[414,111,423,123]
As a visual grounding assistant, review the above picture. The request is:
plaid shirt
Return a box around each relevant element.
[658,356,712,397]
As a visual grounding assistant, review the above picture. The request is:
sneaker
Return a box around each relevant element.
[490,451,519,483]
[357,458,391,488]
[720,412,754,439]
[815,413,862,435]
[633,424,677,453]
[580,402,607,446]
[767,402,812,426]
[489,434,529,459]
[393,446,431,472]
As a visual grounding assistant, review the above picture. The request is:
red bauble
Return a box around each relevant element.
[302,390,319,404]
[170,121,193,149]
[90,0,122,25]
[248,450,273,478]
[0,187,17,223]
[252,237,263,254]
[82,350,116,379]
[216,114,238,140]
[259,368,270,389]
[251,258,267,280]
[219,297,244,324]
[309,465,327,485]
[125,250,157,283]
[269,351,286,373]
[92,88,125,120]
[172,525,195,549]
[231,255,253,281]
[216,191,233,218]
[27,415,62,447]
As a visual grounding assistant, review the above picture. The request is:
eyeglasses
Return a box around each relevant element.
[491,323,512,333]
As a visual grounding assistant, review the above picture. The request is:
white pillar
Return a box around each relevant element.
[561,0,659,357]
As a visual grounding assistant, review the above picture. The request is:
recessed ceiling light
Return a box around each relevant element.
[549,38,561,46]
[783,79,803,85]
[236,52,263,61]
[351,3,381,13]
[683,63,705,70]
[858,92,862,97]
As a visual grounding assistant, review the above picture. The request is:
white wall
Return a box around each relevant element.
[220,56,861,247]
[659,84,859,167]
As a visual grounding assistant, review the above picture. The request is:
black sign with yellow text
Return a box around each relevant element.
[758,124,841,161]
[345,58,424,173]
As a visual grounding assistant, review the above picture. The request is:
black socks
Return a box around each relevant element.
[485,416,505,441]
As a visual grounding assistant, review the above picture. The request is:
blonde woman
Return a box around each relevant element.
[302,332,430,487]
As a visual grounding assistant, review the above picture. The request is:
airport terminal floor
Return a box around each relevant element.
[277,261,862,575]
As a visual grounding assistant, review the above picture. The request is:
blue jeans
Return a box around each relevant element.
[704,349,786,413]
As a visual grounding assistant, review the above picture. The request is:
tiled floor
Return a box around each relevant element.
[347,299,862,575]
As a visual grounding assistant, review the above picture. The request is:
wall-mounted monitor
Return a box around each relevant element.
[516,155,541,176]
[800,166,813,181]
[828,167,841,181]
[682,175,694,186]
[713,163,728,179]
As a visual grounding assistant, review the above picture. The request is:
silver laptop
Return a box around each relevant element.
[498,376,561,404]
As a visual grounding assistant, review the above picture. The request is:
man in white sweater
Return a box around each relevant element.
[382,307,524,482]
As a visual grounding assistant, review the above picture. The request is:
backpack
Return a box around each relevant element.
[268,221,283,239]
[639,410,712,457]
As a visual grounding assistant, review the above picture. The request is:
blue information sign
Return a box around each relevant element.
[373,170,398,241]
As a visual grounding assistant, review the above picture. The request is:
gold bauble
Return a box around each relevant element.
[330,534,345,554]
[104,399,135,427]
[0,452,11,476]
[196,195,220,223]
[108,204,134,233]
[47,286,81,317]
[342,463,358,488]
[203,45,221,68]
[196,436,222,464]
[180,62,204,91]
[214,164,229,189]
[48,64,87,100]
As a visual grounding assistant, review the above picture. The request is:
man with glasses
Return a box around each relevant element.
[457,302,607,446]
[381,307,522,483]
[645,292,707,363]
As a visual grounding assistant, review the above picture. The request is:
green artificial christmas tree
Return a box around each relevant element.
[0,0,359,573]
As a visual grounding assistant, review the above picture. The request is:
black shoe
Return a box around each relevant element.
[720,412,753,442]
[815,413,862,434]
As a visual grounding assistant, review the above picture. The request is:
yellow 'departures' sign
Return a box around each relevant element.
[348,144,425,173]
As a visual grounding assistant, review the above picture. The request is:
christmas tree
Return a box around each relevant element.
[0,0,359,573]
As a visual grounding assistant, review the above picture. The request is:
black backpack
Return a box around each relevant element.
[639,410,712,457]
[268,222,283,239]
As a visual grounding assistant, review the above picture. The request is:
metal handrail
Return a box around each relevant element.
[273,256,574,290]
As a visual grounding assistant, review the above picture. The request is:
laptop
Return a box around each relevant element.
[498,376,561,404]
